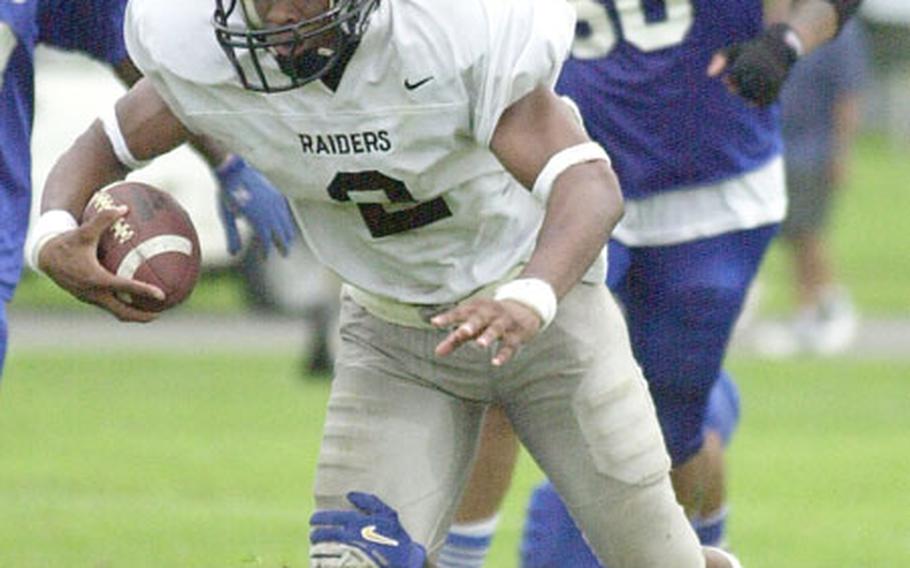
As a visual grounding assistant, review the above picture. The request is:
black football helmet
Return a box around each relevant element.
[213,0,379,93]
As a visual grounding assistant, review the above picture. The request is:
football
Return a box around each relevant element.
[82,181,201,312]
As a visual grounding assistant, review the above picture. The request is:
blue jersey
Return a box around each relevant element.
[556,0,782,201]
[0,0,127,300]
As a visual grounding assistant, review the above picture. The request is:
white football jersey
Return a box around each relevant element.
[125,0,603,304]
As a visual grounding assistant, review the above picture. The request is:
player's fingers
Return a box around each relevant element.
[309,526,352,545]
[276,199,297,235]
[272,234,288,257]
[92,292,159,323]
[217,199,243,255]
[79,205,128,242]
[279,219,298,256]
[706,52,728,77]
[429,299,491,328]
[435,312,488,357]
[434,329,467,358]
[99,272,166,303]
[226,219,243,256]
[491,333,523,367]
[270,212,294,257]
[252,223,274,258]
[475,317,507,348]
[429,305,462,329]
[346,491,394,516]
[310,510,359,529]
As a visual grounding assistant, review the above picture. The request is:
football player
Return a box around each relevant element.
[774,19,870,355]
[438,0,865,566]
[0,0,295,374]
[29,0,743,566]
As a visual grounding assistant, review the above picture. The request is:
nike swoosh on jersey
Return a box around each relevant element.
[360,525,400,547]
[404,76,433,90]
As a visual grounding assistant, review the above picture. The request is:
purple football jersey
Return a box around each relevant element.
[556,0,782,200]
[0,0,127,299]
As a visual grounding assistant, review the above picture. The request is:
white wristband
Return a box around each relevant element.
[531,142,611,205]
[782,27,805,58]
[494,278,558,330]
[25,209,79,273]
[100,106,149,171]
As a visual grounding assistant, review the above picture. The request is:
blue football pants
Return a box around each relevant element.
[607,225,776,464]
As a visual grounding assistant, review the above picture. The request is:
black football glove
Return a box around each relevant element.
[718,23,800,107]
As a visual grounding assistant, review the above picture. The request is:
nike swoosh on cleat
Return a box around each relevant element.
[404,76,434,90]
[360,525,400,547]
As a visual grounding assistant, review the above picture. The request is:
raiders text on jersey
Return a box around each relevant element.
[298,130,392,156]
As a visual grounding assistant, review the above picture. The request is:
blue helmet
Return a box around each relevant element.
[213,0,379,92]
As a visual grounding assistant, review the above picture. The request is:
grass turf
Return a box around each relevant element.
[1,350,908,567]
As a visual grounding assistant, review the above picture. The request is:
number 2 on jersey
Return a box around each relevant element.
[328,171,452,238]
[570,0,693,59]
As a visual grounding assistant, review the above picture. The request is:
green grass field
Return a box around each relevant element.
[1,349,908,567]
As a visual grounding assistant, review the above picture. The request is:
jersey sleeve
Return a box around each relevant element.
[469,0,576,147]
[121,0,199,132]
[37,0,129,66]
[122,0,157,77]
[123,0,236,129]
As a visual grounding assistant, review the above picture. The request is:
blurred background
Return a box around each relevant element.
[1,3,908,567]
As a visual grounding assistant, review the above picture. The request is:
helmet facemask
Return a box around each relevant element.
[213,0,378,93]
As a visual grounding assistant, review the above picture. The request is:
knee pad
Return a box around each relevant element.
[575,370,670,486]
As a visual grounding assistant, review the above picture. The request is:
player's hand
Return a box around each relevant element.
[38,206,164,323]
[215,155,297,257]
[310,492,427,568]
[707,23,799,107]
[431,297,542,366]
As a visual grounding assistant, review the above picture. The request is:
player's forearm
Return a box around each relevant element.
[110,60,227,169]
[769,0,859,53]
[519,162,623,299]
[114,79,191,162]
[185,133,230,169]
[41,122,129,217]
[786,0,839,52]
[43,79,190,216]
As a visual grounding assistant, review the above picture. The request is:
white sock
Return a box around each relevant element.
[437,515,500,568]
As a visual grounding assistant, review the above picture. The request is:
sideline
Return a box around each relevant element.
[8,309,308,353]
[8,309,910,360]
